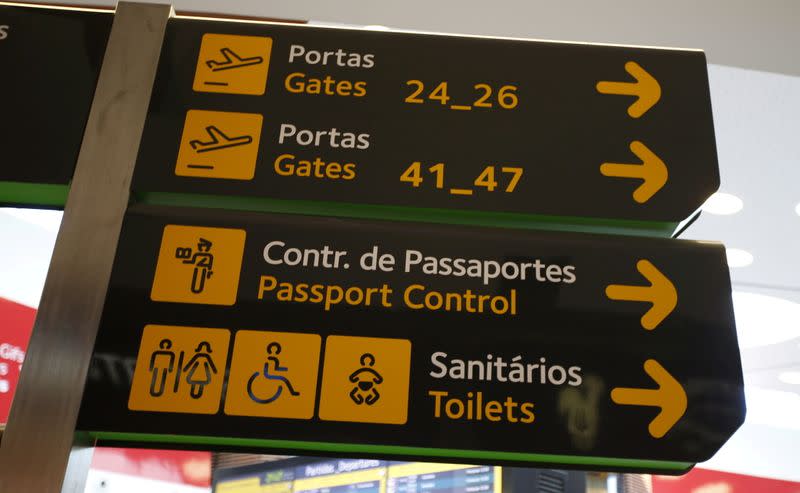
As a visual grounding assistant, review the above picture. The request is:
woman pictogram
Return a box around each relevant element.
[247,342,300,404]
[349,353,383,405]
[183,341,217,399]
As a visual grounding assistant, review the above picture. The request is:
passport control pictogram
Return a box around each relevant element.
[128,325,231,414]
[193,33,273,95]
[150,225,246,305]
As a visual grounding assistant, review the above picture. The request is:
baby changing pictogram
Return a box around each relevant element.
[349,353,383,405]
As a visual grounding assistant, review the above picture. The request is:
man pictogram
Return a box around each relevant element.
[148,338,176,397]
[129,325,230,415]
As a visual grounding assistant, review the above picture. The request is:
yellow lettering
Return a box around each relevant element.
[257,275,277,299]
[284,72,305,93]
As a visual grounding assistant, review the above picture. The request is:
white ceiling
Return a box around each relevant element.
[6,0,800,483]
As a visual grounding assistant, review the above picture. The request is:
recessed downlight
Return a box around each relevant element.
[725,248,753,268]
[733,292,800,349]
[745,386,800,430]
[701,192,743,215]
[779,371,800,385]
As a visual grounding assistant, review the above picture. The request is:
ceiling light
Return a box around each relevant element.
[0,208,62,233]
[725,248,753,268]
[363,25,390,31]
[744,386,800,430]
[795,202,800,216]
[779,371,800,385]
[701,192,743,215]
[733,291,800,349]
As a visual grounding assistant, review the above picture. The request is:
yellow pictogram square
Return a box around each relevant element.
[193,33,272,95]
[128,325,230,414]
[318,336,412,424]
[224,331,322,419]
[175,110,263,180]
[150,225,246,306]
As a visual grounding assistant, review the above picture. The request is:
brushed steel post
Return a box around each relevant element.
[0,3,172,492]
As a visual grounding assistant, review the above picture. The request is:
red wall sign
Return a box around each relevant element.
[654,468,800,493]
[0,297,35,424]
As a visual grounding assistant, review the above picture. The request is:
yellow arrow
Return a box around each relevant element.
[611,359,687,438]
[606,259,677,330]
[600,141,668,203]
[596,61,661,118]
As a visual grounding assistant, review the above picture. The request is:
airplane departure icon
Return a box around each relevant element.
[206,47,264,72]
[176,110,263,180]
[189,126,253,154]
[193,34,272,95]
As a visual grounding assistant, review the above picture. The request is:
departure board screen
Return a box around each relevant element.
[214,460,501,493]
[388,463,500,493]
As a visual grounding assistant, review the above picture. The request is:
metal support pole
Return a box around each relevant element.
[0,3,171,491]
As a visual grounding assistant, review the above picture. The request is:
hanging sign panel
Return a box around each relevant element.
[131,18,720,224]
[0,4,111,192]
[78,206,744,473]
[0,5,720,226]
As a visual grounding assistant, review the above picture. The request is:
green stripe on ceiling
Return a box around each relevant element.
[137,191,678,237]
[0,181,70,208]
[90,431,692,472]
[0,180,680,237]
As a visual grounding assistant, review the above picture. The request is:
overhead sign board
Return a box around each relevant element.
[0,4,111,205]
[131,18,720,225]
[78,206,745,473]
[0,6,720,229]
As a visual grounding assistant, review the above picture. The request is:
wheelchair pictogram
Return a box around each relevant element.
[247,342,301,404]
[225,331,321,419]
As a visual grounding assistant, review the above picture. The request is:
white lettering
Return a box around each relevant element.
[430,351,448,378]
[0,343,25,363]
[277,123,370,150]
[288,44,375,68]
